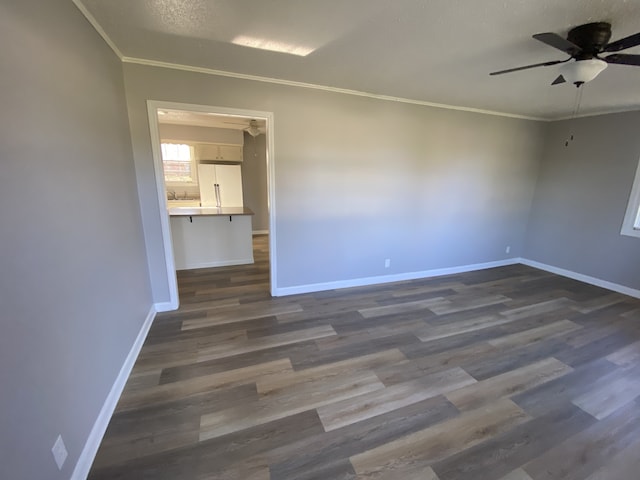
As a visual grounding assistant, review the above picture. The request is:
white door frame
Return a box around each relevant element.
[147,100,277,309]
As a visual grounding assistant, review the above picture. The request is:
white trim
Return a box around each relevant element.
[71,305,156,480]
[154,301,177,313]
[273,257,640,299]
[176,258,254,270]
[273,258,520,296]
[519,258,640,299]
[147,102,181,311]
[124,57,545,122]
[553,105,640,122]
[253,230,269,236]
[621,157,640,239]
[147,101,278,302]
[265,111,278,297]
[71,0,124,59]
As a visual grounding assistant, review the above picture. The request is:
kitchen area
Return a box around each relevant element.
[158,109,268,271]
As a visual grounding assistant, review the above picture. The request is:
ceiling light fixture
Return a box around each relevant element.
[232,35,314,57]
[245,120,262,138]
[247,126,261,137]
[559,58,608,86]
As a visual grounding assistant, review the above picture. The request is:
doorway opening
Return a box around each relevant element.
[147,101,277,309]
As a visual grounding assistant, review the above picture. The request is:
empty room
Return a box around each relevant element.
[3,1,640,479]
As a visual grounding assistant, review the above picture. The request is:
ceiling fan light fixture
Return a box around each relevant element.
[246,125,261,137]
[560,58,608,85]
[245,120,262,137]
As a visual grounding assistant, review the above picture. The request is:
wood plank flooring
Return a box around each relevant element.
[89,235,640,480]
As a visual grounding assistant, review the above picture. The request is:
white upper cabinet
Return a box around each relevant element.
[195,143,243,162]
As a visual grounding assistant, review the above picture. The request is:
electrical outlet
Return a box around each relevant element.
[51,435,67,470]
[505,245,511,254]
[384,258,391,268]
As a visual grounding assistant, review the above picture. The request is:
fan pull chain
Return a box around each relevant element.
[565,85,584,147]
[572,84,584,118]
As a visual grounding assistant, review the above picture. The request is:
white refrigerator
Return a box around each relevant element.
[198,164,244,207]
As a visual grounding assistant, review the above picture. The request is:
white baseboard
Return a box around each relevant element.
[519,258,640,299]
[252,230,269,235]
[176,257,254,270]
[273,257,640,299]
[71,305,156,480]
[154,300,178,312]
[273,258,520,296]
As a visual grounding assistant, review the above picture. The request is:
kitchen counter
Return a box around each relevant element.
[168,206,254,270]
[168,206,254,217]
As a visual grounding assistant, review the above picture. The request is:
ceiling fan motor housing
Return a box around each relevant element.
[567,22,612,59]
[489,21,640,83]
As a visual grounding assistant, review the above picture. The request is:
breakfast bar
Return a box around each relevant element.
[168,206,254,270]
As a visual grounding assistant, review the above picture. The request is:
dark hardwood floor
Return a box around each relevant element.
[89,235,640,479]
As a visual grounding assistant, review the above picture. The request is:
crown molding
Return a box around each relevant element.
[122,57,547,122]
[72,0,124,59]
[552,104,640,122]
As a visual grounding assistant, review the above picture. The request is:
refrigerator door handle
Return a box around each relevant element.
[214,183,221,207]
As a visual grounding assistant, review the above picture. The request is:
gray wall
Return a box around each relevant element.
[242,131,270,232]
[0,1,152,478]
[525,111,640,290]
[122,63,545,296]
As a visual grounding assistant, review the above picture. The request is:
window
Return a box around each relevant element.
[161,143,197,185]
[621,157,640,238]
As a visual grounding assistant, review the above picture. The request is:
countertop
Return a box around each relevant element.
[168,206,254,217]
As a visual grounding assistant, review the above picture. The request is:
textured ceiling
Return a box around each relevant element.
[76,0,640,120]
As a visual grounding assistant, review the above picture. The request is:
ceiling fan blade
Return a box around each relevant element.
[604,32,640,52]
[533,32,582,56]
[551,74,566,85]
[490,59,567,76]
[604,53,640,66]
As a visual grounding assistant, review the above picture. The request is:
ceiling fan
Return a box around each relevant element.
[245,119,263,138]
[490,22,640,86]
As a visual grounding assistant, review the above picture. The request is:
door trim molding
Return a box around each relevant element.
[147,100,277,306]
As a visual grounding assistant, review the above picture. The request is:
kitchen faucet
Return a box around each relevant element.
[167,190,177,200]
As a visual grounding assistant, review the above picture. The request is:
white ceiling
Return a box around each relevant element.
[76,0,640,120]
[157,109,266,131]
